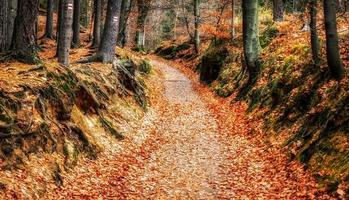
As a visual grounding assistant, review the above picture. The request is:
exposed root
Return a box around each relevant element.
[75,55,100,64]
[39,33,56,40]
[98,114,124,140]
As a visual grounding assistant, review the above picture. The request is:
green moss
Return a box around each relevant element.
[214,83,234,97]
[291,43,310,56]
[155,43,191,59]
[199,40,229,84]
[260,24,279,48]
[99,115,124,140]
[132,46,147,54]
[138,59,152,74]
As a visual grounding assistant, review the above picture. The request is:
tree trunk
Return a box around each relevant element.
[10,0,39,63]
[194,0,200,53]
[0,0,16,52]
[57,0,73,66]
[272,0,284,22]
[57,0,62,41]
[0,0,9,52]
[231,0,235,42]
[309,0,319,66]
[117,0,132,47]
[92,0,102,48]
[324,0,345,79]
[96,0,122,63]
[135,0,151,50]
[72,0,81,47]
[242,0,260,81]
[44,0,54,39]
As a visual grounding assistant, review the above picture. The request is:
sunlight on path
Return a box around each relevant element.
[126,61,225,199]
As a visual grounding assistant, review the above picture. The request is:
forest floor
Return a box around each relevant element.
[41,58,333,199]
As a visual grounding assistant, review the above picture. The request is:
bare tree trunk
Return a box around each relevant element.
[324,0,345,79]
[309,0,319,66]
[242,0,260,82]
[193,0,200,53]
[172,4,179,40]
[10,0,40,63]
[92,0,101,48]
[44,0,54,39]
[117,0,132,47]
[72,0,81,47]
[272,0,284,22]
[96,0,122,63]
[0,0,9,52]
[231,0,235,42]
[57,0,73,66]
[135,0,151,50]
[182,0,193,41]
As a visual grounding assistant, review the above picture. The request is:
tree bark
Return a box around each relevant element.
[324,0,345,79]
[0,0,17,52]
[44,0,54,39]
[193,0,200,53]
[0,0,9,52]
[72,0,81,47]
[242,0,260,81]
[57,0,73,66]
[92,0,102,48]
[135,0,151,50]
[309,0,319,66]
[231,0,235,42]
[96,0,122,63]
[117,0,132,47]
[10,0,40,63]
[272,0,284,22]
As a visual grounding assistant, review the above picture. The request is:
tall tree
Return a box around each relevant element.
[242,0,260,83]
[272,0,284,22]
[117,0,132,47]
[44,0,54,39]
[324,0,345,79]
[0,0,10,52]
[231,0,235,42]
[80,0,122,63]
[72,0,81,47]
[193,0,200,53]
[57,0,74,66]
[135,0,151,50]
[10,0,40,63]
[92,0,102,48]
[97,0,122,62]
[309,0,319,65]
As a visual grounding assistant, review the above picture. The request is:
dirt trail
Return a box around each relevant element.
[124,61,330,199]
[41,60,330,199]
[126,61,225,199]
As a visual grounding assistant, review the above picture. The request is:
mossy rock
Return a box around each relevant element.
[198,40,229,84]
[138,59,152,74]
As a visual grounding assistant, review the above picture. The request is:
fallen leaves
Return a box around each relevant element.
[0,58,335,199]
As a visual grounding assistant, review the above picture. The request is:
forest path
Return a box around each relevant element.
[124,60,326,199]
[45,60,328,199]
[125,61,226,199]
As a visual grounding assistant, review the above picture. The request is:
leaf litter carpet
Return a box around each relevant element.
[45,61,331,199]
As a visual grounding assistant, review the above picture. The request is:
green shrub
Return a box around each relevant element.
[139,59,152,74]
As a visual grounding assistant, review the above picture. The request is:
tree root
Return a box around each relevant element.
[75,55,100,64]
[98,114,124,140]
[39,33,56,40]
